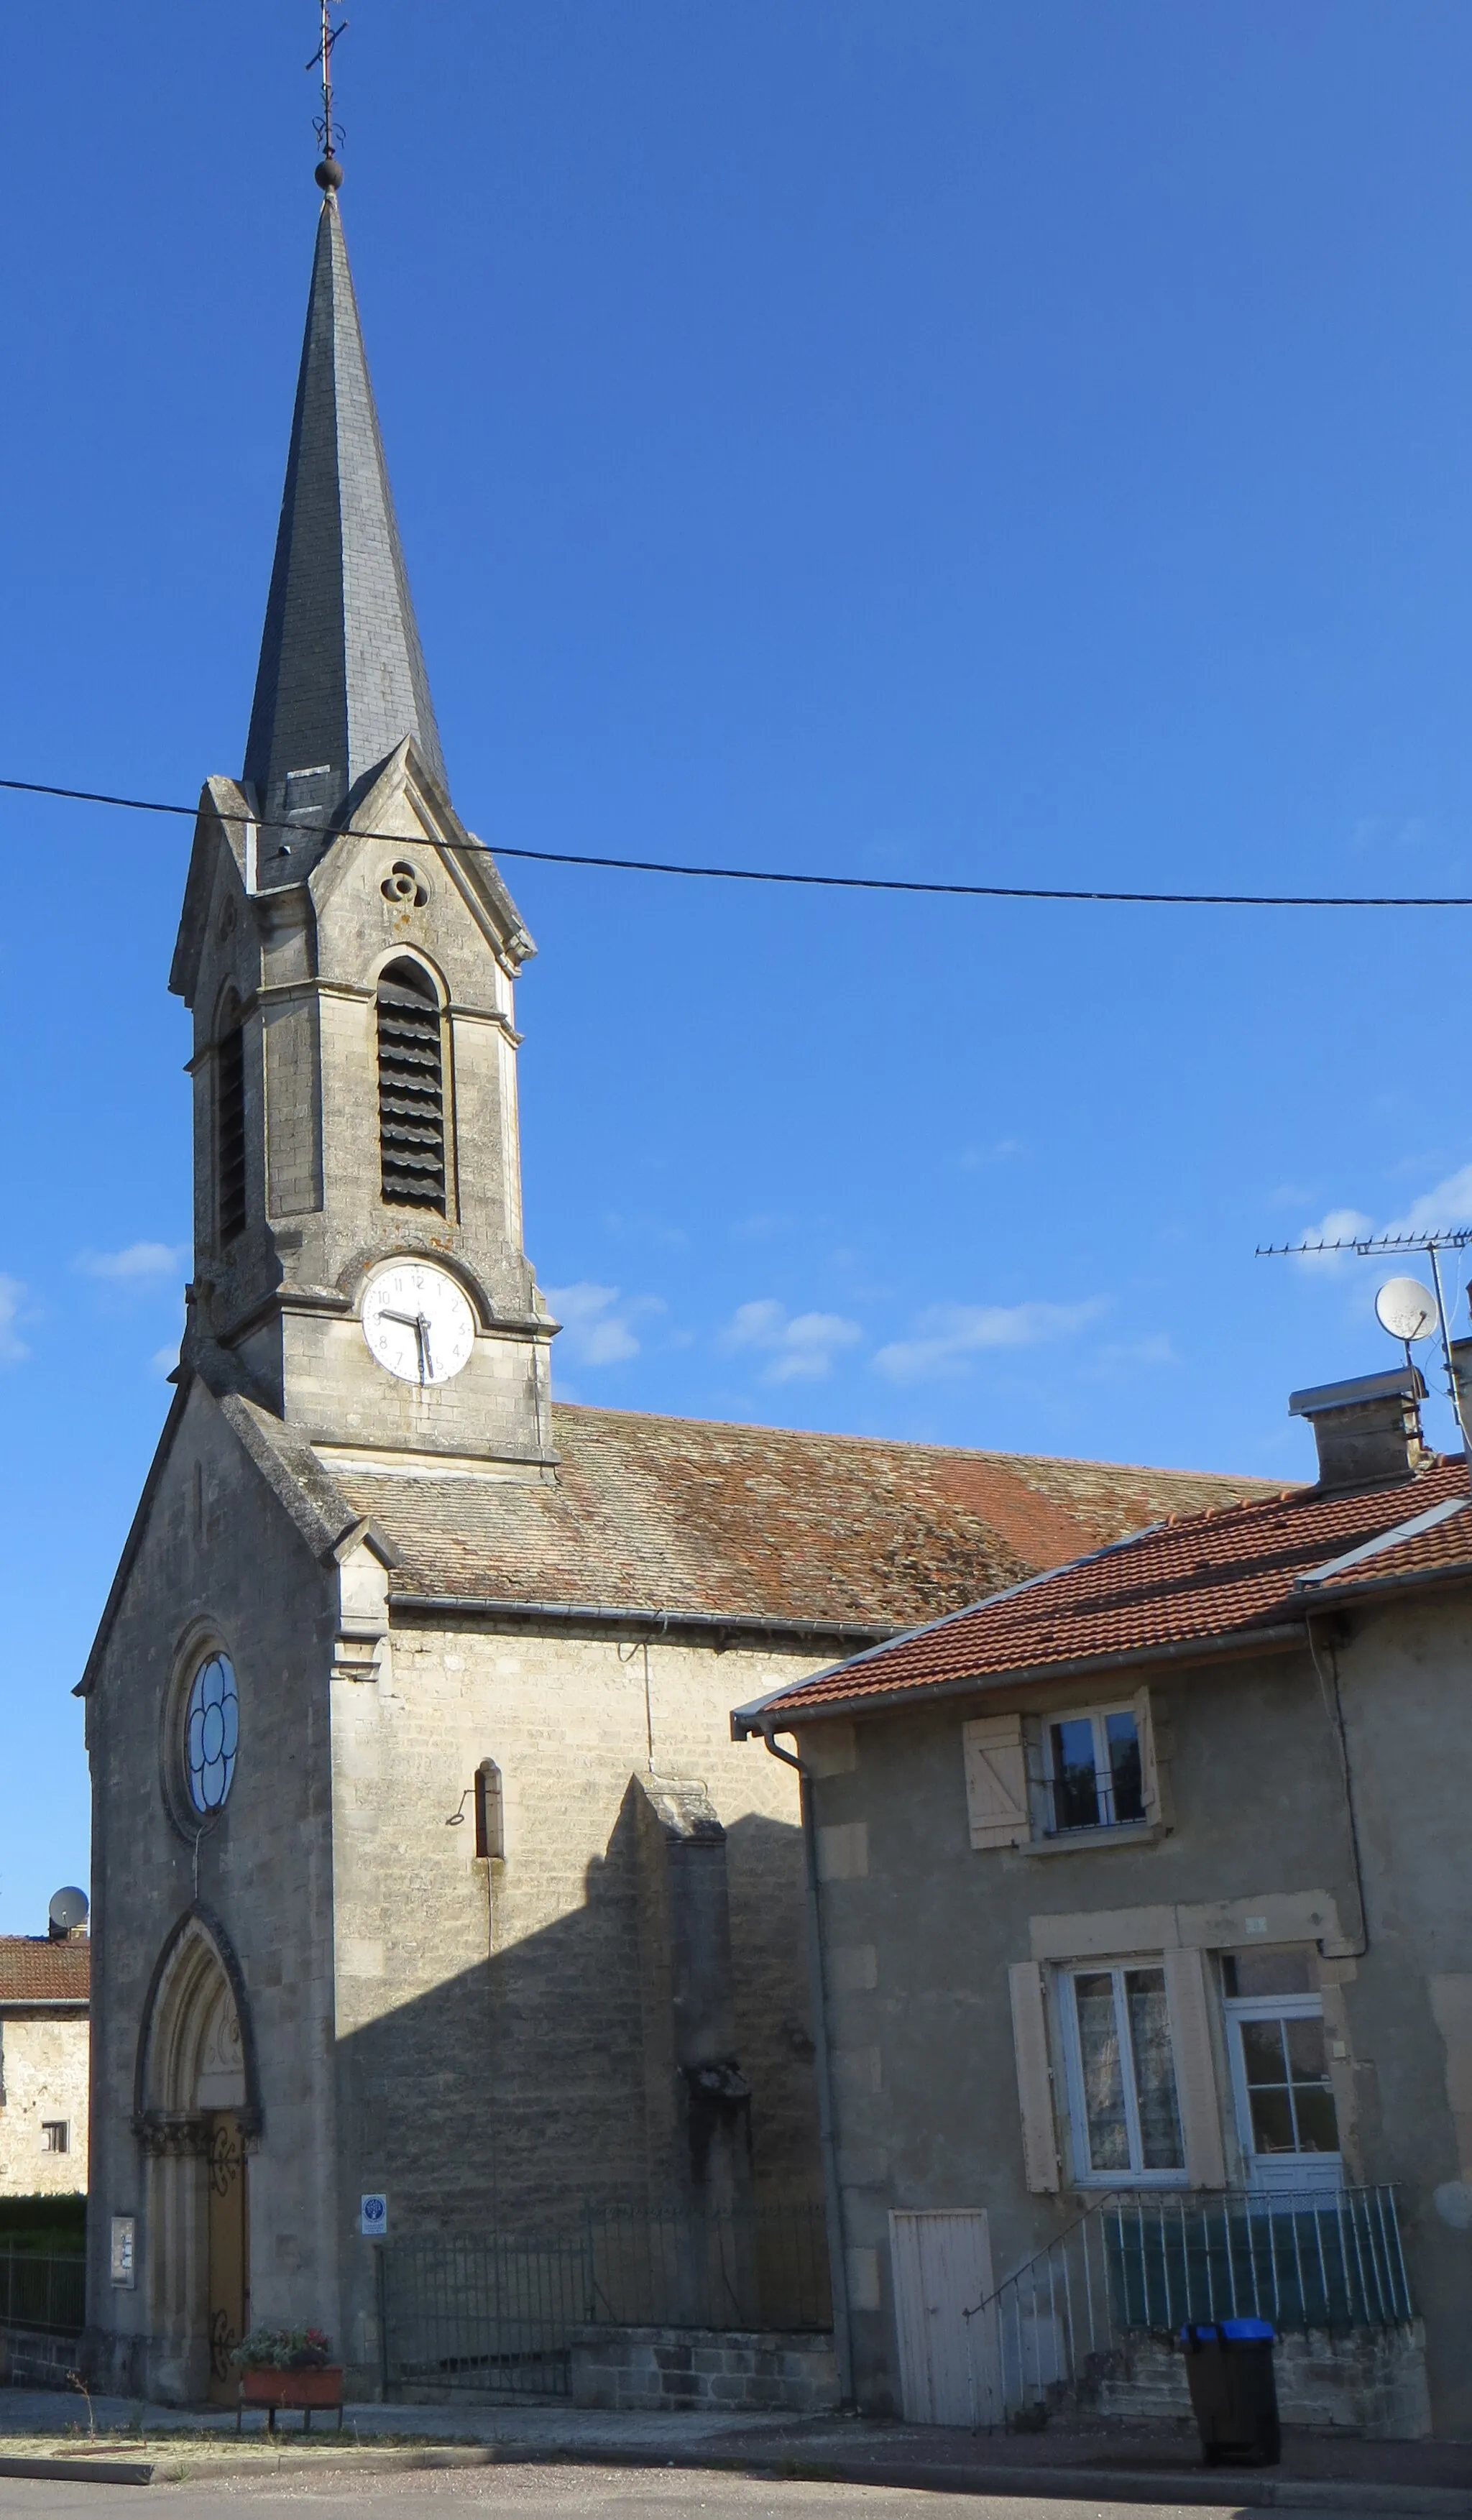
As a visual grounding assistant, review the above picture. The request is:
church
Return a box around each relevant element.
[78,156,1260,2405]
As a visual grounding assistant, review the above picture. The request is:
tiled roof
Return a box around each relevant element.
[741,1456,1472,1722]
[0,1939,90,2004]
[328,1402,1275,1634]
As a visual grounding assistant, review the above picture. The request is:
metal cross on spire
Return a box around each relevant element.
[309,1,349,179]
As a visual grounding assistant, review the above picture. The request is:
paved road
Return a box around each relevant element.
[0,2465,1342,2519]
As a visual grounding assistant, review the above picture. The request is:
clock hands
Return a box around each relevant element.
[377,1305,435,1385]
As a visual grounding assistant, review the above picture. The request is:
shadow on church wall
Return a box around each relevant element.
[334,1801,822,2235]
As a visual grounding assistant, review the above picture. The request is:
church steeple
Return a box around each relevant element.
[171,168,555,1468]
[243,191,448,832]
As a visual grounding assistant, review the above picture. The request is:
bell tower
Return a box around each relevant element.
[169,174,557,1468]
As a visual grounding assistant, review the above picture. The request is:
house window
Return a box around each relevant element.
[42,2122,68,2153]
[1043,1708,1144,1834]
[1223,1949,1340,2190]
[1064,1964,1185,2182]
[216,1021,247,1243]
[377,960,446,1213]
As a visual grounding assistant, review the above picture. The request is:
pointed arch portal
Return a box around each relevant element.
[134,1909,258,2404]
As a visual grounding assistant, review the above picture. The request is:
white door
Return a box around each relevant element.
[888,2209,996,2427]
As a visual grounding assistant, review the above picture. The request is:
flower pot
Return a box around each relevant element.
[237,2366,344,2431]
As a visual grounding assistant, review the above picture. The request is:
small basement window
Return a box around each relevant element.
[1042,1707,1144,1834]
[42,2122,68,2153]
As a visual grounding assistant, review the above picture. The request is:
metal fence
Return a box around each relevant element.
[966,2186,1412,2427]
[0,2250,86,2341]
[380,2202,832,2399]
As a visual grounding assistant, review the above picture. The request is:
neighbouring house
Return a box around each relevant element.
[734,1361,1472,2442]
[0,1926,90,2197]
[76,165,1269,2411]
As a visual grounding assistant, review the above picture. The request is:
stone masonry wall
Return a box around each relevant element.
[0,2015,88,2195]
[1087,2325,1431,2441]
[571,2324,839,2416]
[331,1619,826,2378]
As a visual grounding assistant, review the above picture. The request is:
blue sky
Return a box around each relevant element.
[5,2,1472,1928]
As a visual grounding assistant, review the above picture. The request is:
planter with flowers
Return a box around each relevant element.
[231,2329,343,2429]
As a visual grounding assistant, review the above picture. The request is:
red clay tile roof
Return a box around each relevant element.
[0,1939,90,2004]
[328,1402,1276,1633]
[740,1457,1472,1723]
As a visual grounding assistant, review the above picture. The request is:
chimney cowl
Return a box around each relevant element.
[1289,1365,1430,1491]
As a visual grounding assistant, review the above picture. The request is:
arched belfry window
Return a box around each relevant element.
[377,960,446,1213]
[216,1006,247,1244]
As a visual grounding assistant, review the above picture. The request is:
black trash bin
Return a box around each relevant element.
[1179,2319,1279,2466]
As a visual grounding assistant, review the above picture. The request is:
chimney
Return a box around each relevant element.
[1289,1366,1430,1491]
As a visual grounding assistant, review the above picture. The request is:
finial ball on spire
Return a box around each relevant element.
[315,156,344,192]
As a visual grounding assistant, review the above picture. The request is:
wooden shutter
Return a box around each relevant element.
[963,1714,1030,1849]
[1008,1961,1060,2192]
[1163,1944,1226,2188]
[1133,1683,1161,1825]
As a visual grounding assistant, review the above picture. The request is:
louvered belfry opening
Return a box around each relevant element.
[216,1021,247,1243]
[377,960,446,1212]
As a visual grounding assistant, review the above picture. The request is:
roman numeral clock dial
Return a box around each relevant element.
[362,1263,476,1387]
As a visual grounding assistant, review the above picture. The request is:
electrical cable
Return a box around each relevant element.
[3,771,1472,909]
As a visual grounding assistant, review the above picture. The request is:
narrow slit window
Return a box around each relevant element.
[377,962,446,1213]
[217,1022,247,1243]
[474,1759,505,1861]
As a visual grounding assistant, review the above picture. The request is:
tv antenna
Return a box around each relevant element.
[1256,1225,1472,1465]
[309,1,349,180]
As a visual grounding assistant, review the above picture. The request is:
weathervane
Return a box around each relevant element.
[309,0,349,189]
[1257,1224,1472,1463]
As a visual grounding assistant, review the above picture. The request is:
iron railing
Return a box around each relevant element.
[965,2186,1412,2427]
[0,2249,86,2340]
[380,2201,832,2399]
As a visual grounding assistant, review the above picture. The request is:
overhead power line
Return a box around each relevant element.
[2,771,1470,910]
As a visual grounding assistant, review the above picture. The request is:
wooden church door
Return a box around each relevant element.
[206,2114,249,2404]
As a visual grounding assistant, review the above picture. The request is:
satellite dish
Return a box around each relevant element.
[48,1887,88,1935]
[1375,1277,1438,1344]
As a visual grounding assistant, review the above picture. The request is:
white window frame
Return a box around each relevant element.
[40,2120,69,2154]
[1224,1992,1343,2194]
[1039,1703,1146,1836]
[1058,1960,1190,2189]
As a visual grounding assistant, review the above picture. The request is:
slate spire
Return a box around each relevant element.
[244,193,448,829]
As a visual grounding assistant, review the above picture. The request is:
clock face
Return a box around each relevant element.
[362,1262,476,1386]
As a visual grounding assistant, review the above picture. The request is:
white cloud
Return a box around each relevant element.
[544,1282,657,1366]
[1389,1164,1472,1240]
[1095,1333,1179,1370]
[1288,1210,1375,1277]
[1288,1169,1472,1288]
[873,1297,1107,1385]
[78,1241,186,1282]
[0,1277,29,1364]
[722,1300,863,1384]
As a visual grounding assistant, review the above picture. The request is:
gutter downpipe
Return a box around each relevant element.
[759,1719,855,2409]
